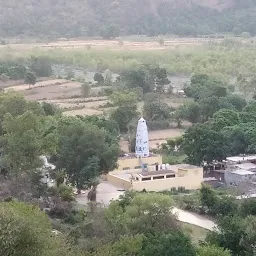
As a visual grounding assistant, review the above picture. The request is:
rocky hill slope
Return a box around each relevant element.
[0,0,255,38]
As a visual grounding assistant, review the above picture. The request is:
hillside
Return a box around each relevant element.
[0,0,255,38]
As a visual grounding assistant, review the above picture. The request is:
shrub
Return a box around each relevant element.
[58,184,75,202]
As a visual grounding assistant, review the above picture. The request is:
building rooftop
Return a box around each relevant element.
[140,170,176,177]
[204,177,218,181]
[174,164,200,169]
[231,169,255,176]
[226,155,256,163]
[235,162,256,170]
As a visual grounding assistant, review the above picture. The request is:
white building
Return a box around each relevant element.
[135,117,149,158]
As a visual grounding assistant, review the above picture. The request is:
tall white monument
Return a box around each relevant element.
[135,117,149,157]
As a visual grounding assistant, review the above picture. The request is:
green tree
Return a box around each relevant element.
[0,92,45,134]
[1,111,57,175]
[121,67,155,94]
[224,94,247,111]
[109,90,138,106]
[199,184,218,211]
[0,201,72,256]
[94,72,104,85]
[87,235,144,256]
[111,235,144,256]
[213,196,238,216]
[82,115,120,138]
[206,215,256,256]
[29,56,52,77]
[185,74,227,101]
[41,101,59,116]
[24,72,36,89]
[212,109,240,131]
[179,102,201,124]
[110,105,138,133]
[199,96,221,122]
[240,216,256,255]
[57,119,119,192]
[105,193,176,236]
[154,66,170,86]
[139,231,196,256]
[183,123,228,164]
[143,101,170,121]
[244,100,256,113]
[240,198,256,217]
[221,125,247,155]
[197,245,231,256]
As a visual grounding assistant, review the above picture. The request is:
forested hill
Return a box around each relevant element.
[0,0,255,38]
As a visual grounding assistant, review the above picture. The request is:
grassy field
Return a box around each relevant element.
[1,37,255,78]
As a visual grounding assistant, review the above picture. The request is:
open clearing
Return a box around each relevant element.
[5,79,106,103]
[4,78,109,116]
[149,129,185,141]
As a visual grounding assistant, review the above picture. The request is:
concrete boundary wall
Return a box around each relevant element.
[107,174,132,190]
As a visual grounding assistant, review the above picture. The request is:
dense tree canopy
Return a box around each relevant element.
[0,111,57,175]
[0,201,73,256]
[56,117,119,190]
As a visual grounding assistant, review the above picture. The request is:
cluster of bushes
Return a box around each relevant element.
[0,57,53,83]
[179,73,256,164]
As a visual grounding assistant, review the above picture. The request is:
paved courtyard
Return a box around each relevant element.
[76,181,124,206]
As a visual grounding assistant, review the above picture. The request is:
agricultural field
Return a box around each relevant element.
[3,73,187,148]
[3,36,254,153]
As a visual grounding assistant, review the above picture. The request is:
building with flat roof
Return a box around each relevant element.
[225,169,256,185]
[108,117,203,191]
[107,163,203,192]
[226,155,256,164]
[204,155,256,186]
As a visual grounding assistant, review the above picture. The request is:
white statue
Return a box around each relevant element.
[135,117,149,157]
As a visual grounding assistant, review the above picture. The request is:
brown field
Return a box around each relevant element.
[3,78,110,117]
[5,79,107,107]
[149,128,185,141]
[63,108,103,116]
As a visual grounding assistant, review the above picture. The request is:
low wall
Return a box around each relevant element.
[107,174,132,190]
[132,175,203,192]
